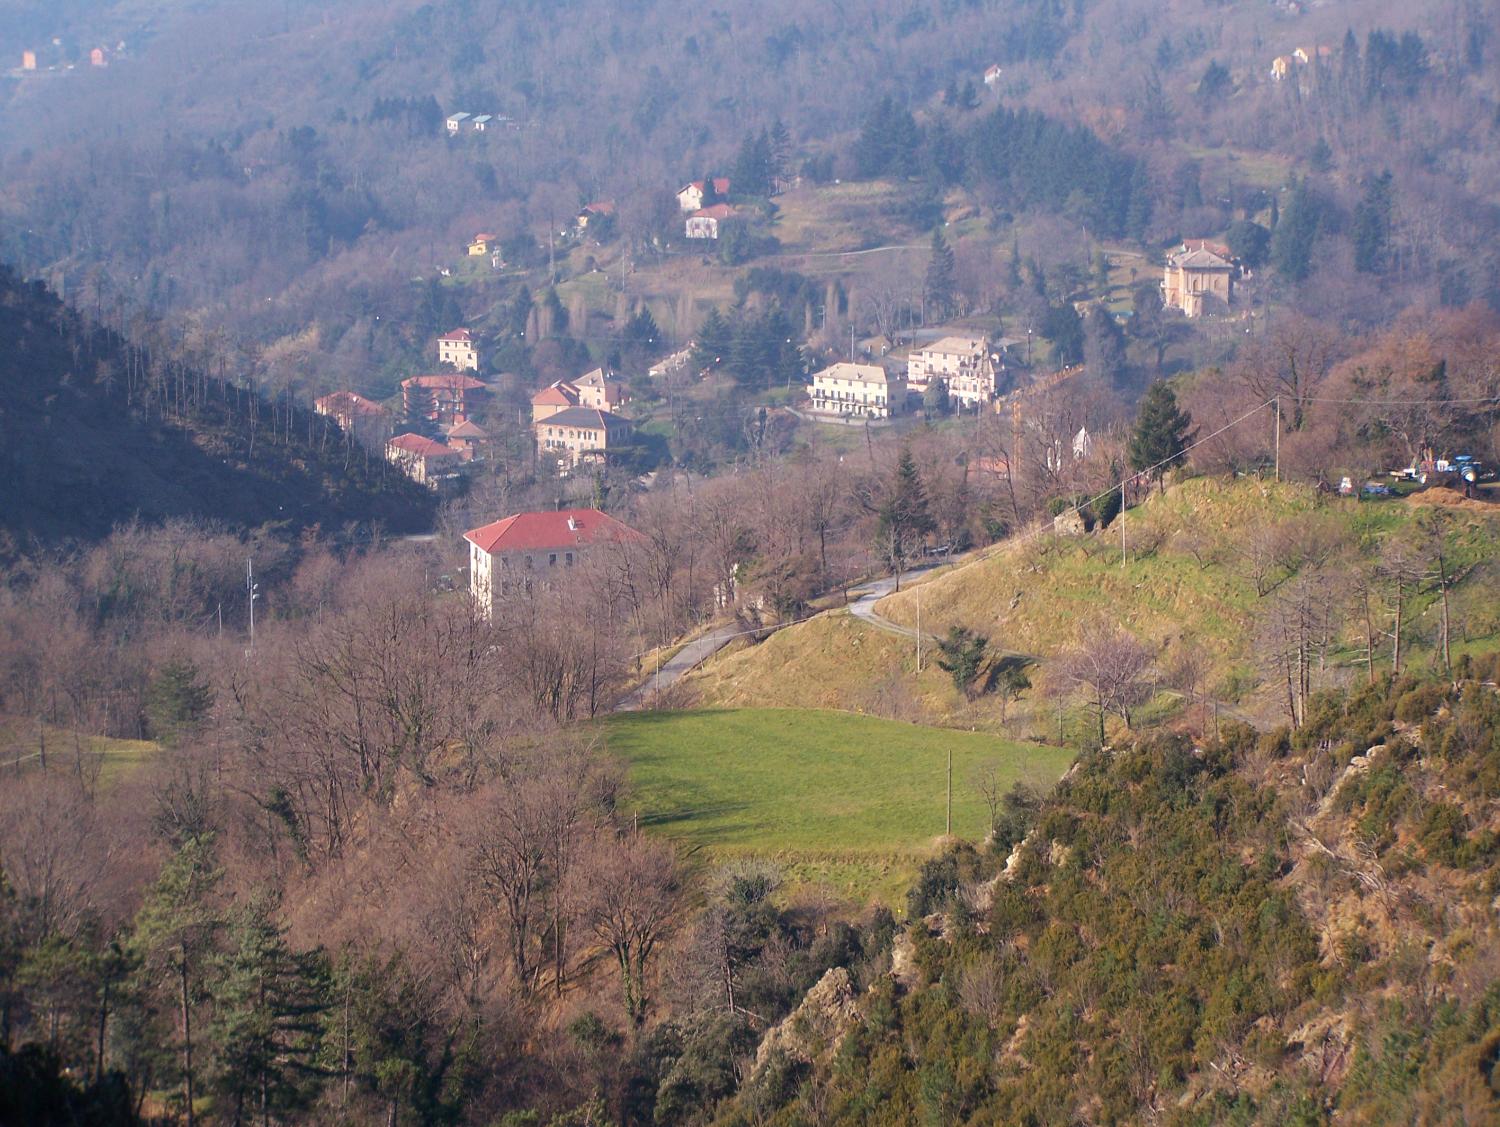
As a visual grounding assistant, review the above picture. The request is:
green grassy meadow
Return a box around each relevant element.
[604,707,1074,905]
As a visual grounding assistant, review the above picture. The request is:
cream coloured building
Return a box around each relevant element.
[1163,241,1234,317]
[907,335,999,407]
[437,329,479,370]
[809,362,907,419]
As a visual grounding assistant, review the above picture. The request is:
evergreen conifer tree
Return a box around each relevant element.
[925,230,957,320]
[876,448,936,584]
[1128,381,1195,492]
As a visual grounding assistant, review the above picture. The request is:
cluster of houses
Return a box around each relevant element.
[315,325,640,486]
[16,43,118,73]
[805,333,1008,422]
[677,178,739,240]
[530,369,633,469]
[445,112,516,134]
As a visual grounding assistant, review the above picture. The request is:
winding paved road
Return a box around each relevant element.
[847,566,941,640]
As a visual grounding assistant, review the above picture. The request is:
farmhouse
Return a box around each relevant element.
[576,201,615,232]
[677,178,731,212]
[464,507,645,615]
[385,433,461,485]
[468,232,495,256]
[437,328,479,370]
[534,406,633,467]
[1162,240,1234,317]
[686,204,737,240]
[809,362,907,419]
[984,64,1002,87]
[314,391,389,449]
[446,112,470,134]
[401,374,490,426]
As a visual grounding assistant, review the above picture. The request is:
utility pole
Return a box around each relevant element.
[945,745,952,837]
[1120,483,1127,570]
[1273,397,1281,481]
[245,558,259,654]
[916,585,922,672]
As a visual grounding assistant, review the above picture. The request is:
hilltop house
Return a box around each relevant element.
[677,178,731,213]
[438,328,479,371]
[809,362,907,419]
[470,114,492,131]
[1162,240,1234,317]
[402,374,489,426]
[464,508,645,615]
[446,112,471,134]
[385,433,461,485]
[314,391,390,450]
[686,204,737,240]
[534,406,633,467]
[906,334,999,407]
[468,232,495,256]
[984,64,1003,87]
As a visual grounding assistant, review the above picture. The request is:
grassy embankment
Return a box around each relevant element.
[604,707,1072,907]
[683,478,1500,730]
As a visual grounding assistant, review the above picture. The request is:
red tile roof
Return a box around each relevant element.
[447,419,490,440]
[403,374,488,392]
[315,390,387,416]
[581,200,616,215]
[464,508,645,555]
[682,178,731,195]
[387,433,456,458]
[531,380,580,406]
[438,328,473,342]
[691,204,738,220]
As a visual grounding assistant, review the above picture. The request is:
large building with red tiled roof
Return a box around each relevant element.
[385,432,461,485]
[401,373,489,426]
[464,507,645,614]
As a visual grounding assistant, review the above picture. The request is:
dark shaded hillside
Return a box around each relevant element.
[0,266,434,546]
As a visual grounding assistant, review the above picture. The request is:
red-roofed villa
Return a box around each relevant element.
[464,508,645,614]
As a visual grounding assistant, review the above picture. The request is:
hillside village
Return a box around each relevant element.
[5,1,1500,1124]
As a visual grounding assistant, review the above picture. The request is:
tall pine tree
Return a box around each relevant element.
[925,230,957,320]
[1128,381,1195,492]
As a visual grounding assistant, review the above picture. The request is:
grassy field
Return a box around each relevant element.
[604,708,1073,905]
[1,719,158,786]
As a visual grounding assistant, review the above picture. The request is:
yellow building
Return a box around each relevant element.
[1162,241,1233,318]
[809,362,907,419]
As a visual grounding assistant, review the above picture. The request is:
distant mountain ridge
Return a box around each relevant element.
[0,265,435,547]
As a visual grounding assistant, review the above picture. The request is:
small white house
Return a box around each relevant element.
[470,114,492,131]
[445,112,471,134]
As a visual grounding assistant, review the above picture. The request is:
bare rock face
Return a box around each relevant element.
[1053,509,1088,537]
[752,966,860,1073]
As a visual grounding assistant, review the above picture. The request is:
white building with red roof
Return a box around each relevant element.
[677,178,731,212]
[464,507,645,614]
[437,328,479,371]
[686,203,738,240]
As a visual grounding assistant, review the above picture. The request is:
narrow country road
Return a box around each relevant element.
[847,566,941,640]
[615,625,743,711]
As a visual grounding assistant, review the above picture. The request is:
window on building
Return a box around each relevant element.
[565,552,574,566]
[549,553,558,566]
